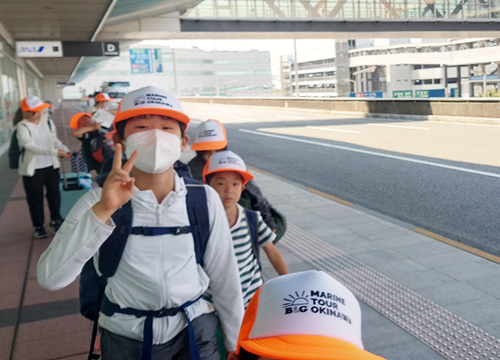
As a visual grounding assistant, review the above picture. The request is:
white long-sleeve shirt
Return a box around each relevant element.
[16,119,70,176]
[37,174,244,351]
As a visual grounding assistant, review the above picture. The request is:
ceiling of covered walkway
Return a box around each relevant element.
[1,0,499,83]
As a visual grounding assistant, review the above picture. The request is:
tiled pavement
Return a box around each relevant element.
[2,102,500,359]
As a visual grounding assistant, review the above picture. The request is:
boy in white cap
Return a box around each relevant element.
[236,270,386,360]
[37,86,244,360]
[188,119,228,180]
[203,150,289,307]
[15,95,71,239]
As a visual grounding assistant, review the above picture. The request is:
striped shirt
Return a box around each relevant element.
[231,204,276,307]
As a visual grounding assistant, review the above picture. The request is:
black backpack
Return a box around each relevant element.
[8,124,29,169]
[80,178,210,360]
[243,208,260,266]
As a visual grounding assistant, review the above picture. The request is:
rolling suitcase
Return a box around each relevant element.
[60,152,93,218]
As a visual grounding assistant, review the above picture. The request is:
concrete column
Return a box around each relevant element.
[457,66,462,97]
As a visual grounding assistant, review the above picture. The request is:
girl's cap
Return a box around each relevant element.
[113,86,190,128]
[95,93,111,102]
[191,119,227,151]
[203,150,254,185]
[237,270,386,360]
[20,96,50,112]
[69,112,93,129]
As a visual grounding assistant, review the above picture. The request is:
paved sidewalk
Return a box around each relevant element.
[2,102,500,359]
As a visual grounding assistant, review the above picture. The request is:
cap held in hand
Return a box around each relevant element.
[237,270,386,360]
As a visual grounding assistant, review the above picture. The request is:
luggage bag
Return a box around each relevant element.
[60,152,93,218]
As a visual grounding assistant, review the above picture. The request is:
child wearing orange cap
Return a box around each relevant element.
[203,150,289,307]
[236,270,386,360]
[15,96,72,239]
[38,86,243,360]
[69,112,114,172]
[189,120,281,236]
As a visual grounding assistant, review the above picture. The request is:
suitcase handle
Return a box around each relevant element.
[61,152,83,190]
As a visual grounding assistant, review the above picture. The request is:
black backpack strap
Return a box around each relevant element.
[244,208,261,268]
[98,201,132,278]
[185,183,210,267]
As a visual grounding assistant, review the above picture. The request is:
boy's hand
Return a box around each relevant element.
[92,143,138,222]
[58,150,72,158]
[93,122,102,131]
[226,351,238,360]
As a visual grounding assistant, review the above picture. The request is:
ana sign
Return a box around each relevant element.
[16,41,62,57]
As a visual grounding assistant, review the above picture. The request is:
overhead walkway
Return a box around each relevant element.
[2,101,500,359]
[96,0,500,41]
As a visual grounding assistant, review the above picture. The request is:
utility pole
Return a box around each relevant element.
[294,39,299,97]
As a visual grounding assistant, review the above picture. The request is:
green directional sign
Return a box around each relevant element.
[393,90,413,98]
[415,90,429,98]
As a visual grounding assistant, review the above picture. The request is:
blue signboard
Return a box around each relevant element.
[129,49,163,74]
[130,49,152,74]
[154,49,163,73]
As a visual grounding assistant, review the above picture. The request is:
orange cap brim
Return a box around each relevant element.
[20,101,50,112]
[239,335,385,360]
[113,107,190,129]
[70,113,93,129]
[203,168,254,185]
[191,139,228,151]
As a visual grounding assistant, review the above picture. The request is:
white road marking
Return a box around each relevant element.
[368,123,431,131]
[307,126,361,134]
[239,129,500,179]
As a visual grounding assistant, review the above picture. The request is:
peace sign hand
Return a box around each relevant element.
[92,143,138,222]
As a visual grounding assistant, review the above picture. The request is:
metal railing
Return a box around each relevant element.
[184,0,500,20]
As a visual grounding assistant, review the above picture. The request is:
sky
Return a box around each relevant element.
[141,39,337,78]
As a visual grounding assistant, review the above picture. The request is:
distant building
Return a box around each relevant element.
[79,46,273,97]
[279,41,350,98]
[349,38,500,98]
[280,38,500,98]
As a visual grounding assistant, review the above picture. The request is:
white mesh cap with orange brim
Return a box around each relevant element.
[237,270,386,360]
[20,96,50,112]
[95,92,111,102]
[191,119,227,151]
[113,86,190,129]
[203,150,254,186]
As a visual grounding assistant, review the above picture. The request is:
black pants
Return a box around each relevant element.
[100,312,221,360]
[22,166,62,228]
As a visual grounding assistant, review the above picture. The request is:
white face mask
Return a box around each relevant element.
[124,129,181,174]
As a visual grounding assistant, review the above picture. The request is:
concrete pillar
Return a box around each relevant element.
[457,66,462,97]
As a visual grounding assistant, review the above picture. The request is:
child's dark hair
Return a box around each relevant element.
[205,171,243,185]
[195,146,228,159]
[12,108,24,126]
[115,116,185,139]
[238,347,259,360]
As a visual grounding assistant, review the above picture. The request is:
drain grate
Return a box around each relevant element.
[281,223,500,360]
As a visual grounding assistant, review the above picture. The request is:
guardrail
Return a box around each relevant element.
[180,97,500,124]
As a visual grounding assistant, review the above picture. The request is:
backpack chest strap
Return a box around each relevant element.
[101,294,203,360]
[129,226,192,236]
